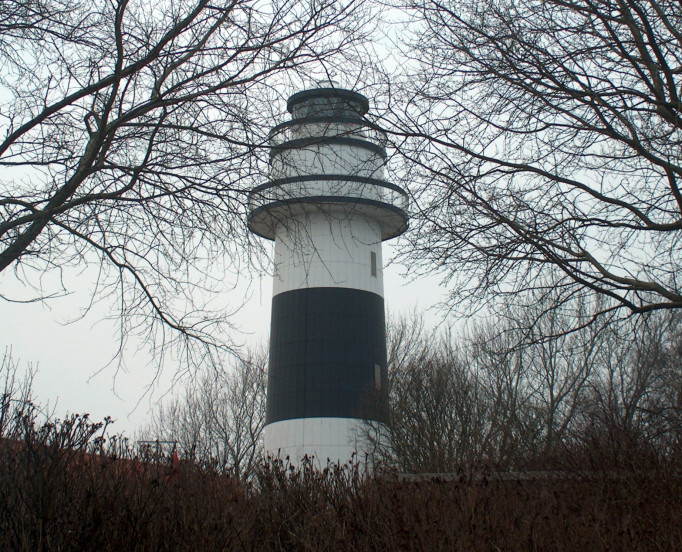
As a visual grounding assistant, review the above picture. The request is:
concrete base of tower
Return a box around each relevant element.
[264,417,376,467]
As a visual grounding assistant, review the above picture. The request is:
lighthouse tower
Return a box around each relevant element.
[248,83,408,464]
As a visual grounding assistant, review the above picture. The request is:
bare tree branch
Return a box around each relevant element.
[0,0,369,372]
[384,0,682,319]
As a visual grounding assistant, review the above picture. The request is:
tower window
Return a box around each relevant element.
[370,251,377,277]
[375,364,382,391]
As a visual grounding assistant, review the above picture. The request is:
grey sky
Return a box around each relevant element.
[1,240,446,437]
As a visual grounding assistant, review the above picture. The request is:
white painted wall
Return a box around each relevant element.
[271,143,385,181]
[272,209,383,296]
[264,417,371,466]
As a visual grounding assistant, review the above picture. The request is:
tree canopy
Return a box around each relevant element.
[0,0,367,367]
[387,0,682,320]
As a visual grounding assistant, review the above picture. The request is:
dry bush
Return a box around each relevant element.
[2,343,680,550]
[2,414,680,552]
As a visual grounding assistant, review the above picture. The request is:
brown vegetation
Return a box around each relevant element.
[1,414,680,551]
[367,305,682,475]
[3,313,680,551]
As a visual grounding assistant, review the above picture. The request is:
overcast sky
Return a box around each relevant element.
[1,238,448,438]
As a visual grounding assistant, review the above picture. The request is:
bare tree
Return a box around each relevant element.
[0,348,36,440]
[367,294,682,473]
[466,320,542,468]
[571,311,682,466]
[0,0,368,369]
[385,355,478,472]
[368,313,542,472]
[385,0,682,320]
[138,350,267,479]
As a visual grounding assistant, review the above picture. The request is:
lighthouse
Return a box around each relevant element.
[248,83,408,464]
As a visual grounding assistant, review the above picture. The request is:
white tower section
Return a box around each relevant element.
[248,85,408,465]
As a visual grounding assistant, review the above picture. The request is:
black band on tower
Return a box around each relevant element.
[267,287,388,424]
